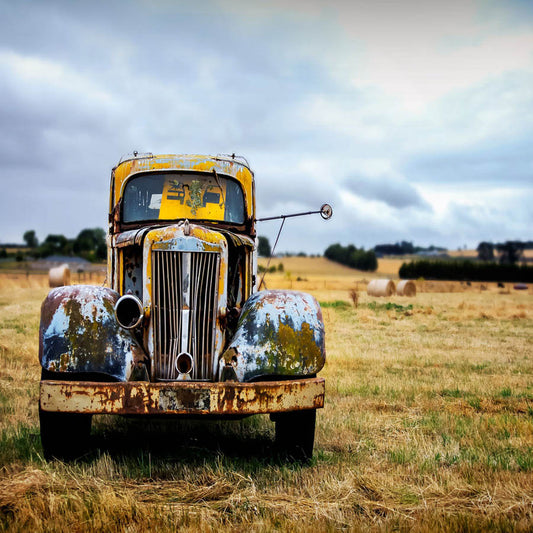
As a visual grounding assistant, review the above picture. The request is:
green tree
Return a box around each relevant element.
[39,234,69,257]
[74,228,106,261]
[23,230,39,248]
[258,236,271,257]
[325,243,377,272]
[497,241,524,265]
[477,241,494,261]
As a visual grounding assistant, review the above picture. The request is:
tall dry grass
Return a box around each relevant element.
[1,261,532,532]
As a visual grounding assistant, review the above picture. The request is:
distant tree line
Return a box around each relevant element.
[374,241,446,256]
[374,240,533,263]
[399,259,533,283]
[324,243,377,271]
[257,236,320,258]
[11,228,107,262]
[477,241,531,264]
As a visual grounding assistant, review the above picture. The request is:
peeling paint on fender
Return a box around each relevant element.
[39,285,146,381]
[220,290,326,382]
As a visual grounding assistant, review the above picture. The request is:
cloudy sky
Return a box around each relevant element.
[1,0,532,253]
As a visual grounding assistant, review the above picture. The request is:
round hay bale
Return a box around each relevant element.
[49,264,70,288]
[367,279,396,297]
[397,279,416,297]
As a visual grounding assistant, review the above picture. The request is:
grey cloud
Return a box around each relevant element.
[403,141,533,187]
[0,0,531,251]
[343,174,431,210]
[443,198,532,243]
[254,164,341,218]
[399,70,533,186]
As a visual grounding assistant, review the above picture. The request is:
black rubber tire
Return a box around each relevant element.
[274,409,316,462]
[39,408,92,460]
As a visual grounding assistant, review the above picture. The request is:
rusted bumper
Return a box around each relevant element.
[39,377,325,415]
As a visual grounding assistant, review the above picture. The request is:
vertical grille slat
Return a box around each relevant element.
[152,250,219,381]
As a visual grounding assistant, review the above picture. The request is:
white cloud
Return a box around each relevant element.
[0,50,115,107]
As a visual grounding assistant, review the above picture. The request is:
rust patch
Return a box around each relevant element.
[40,378,325,415]
[39,285,146,381]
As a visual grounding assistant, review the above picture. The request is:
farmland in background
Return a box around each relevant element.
[449,249,533,259]
[0,257,532,531]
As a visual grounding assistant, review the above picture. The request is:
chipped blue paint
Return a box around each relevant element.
[39,285,146,381]
[220,290,326,382]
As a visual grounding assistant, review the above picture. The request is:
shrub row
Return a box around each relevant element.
[324,243,377,272]
[258,262,284,274]
[399,260,533,282]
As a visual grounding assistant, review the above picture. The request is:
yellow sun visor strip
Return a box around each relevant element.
[159,176,226,221]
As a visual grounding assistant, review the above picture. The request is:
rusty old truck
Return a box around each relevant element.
[39,153,326,460]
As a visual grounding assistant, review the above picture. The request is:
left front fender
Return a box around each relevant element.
[39,285,146,381]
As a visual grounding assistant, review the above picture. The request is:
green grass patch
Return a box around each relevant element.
[388,447,417,465]
[319,300,351,309]
[440,387,464,398]
[0,422,42,463]
[499,387,513,398]
[367,301,413,313]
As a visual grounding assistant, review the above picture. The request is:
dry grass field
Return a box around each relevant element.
[0,258,532,532]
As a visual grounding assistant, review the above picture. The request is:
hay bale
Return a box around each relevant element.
[49,264,70,288]
[397,279,416,297]
[367,279,396,297]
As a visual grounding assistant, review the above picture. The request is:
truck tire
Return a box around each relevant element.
[39,408,92,460]
[274,409,316,462]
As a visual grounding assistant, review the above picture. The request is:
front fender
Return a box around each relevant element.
[220,290,326,382]
[39,285,146,381]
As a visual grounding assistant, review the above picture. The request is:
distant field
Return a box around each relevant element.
[449,249,533,259]
[0,270,105,290]
[0,260,532,531]
[260,255,404,278]
[258,256,530,300]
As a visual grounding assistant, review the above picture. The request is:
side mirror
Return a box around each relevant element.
[320,204,333,220]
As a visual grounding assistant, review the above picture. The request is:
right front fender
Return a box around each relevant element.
[220,290,326,382]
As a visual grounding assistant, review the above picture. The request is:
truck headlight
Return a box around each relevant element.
[115,294,144,329]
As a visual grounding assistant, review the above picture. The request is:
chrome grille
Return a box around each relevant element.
[152,250,219,380]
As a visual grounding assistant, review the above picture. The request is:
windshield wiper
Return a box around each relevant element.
[212,169,226,206]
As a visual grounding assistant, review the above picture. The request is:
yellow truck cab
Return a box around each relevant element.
[39,154,326,461]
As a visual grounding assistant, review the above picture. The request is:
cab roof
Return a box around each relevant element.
[111,154,255,213]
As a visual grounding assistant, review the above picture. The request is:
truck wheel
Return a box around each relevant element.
[274,409,316,462]
[39,408,92,460]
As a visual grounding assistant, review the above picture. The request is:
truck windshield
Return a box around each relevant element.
[122,172,245,224]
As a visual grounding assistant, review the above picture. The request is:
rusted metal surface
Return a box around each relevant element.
[122,244,143,298]
[39,285,147,381]
[220,290,326,382]
[40,377,325,415]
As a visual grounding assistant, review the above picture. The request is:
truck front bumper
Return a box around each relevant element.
[39,377,325,415]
